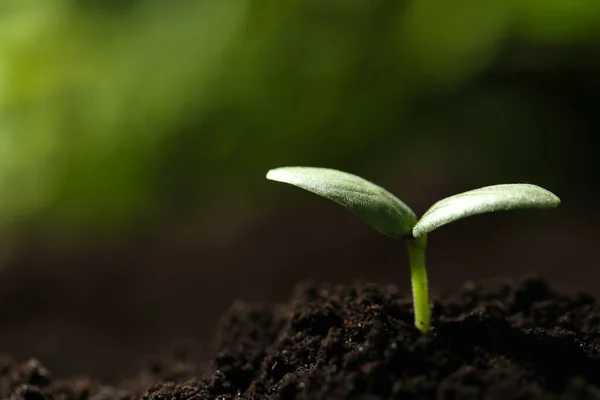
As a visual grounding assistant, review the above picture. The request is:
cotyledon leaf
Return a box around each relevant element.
[266,167,417,239]
[412,183,561,238]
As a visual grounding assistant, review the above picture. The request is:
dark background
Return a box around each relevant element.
[0,0,599,382]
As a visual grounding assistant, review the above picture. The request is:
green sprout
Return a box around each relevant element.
[266,166,560,333]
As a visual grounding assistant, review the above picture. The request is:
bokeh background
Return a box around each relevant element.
[1,0,599,382]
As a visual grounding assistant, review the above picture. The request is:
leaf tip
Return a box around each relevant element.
[266,167,288,183]
[532,184,561,207]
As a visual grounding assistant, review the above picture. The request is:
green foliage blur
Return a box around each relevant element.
[1,0,598,235]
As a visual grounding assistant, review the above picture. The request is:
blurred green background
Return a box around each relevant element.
[1,0,598,243]
[1,0,600,380]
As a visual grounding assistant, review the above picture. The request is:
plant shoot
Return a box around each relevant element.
[266,166,560,333]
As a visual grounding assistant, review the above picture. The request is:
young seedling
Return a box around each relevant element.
[266,166,560,333]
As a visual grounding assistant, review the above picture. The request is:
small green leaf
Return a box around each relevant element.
[266,167,417,238]
[412,184,561,238]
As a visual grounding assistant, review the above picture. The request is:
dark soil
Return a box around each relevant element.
[4,276,600,399]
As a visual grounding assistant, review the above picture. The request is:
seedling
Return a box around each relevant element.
[266,166,560,333]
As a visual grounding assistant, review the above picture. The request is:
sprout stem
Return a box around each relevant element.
[406,235,430,333]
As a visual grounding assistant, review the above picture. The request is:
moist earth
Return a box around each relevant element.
[3,276,600,399]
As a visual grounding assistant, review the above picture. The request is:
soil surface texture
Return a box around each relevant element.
[3,276,600,399]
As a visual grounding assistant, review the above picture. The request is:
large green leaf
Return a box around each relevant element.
[266,167,417,238]
[412,183,560,237]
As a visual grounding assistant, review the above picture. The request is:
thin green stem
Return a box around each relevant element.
[406,235,430,333]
